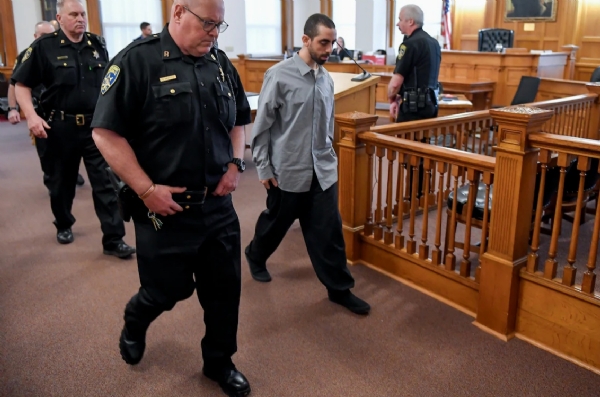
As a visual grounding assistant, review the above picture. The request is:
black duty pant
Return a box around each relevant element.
[246,175,355,292]
[45,117,125,247]
[126,197,241,363]
[34,136,50,188]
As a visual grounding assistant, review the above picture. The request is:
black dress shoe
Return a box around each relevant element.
[104,242,136,259]
[203,366,251,397]
[76,174,85,186]
[119,327,145,365]
[244,245,271,282]
[328,290,371,315]
[57,228,74,244]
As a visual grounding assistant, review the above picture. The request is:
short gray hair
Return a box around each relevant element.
[56,0,84,13]
[34,21,55,34]
[401,4,424,28]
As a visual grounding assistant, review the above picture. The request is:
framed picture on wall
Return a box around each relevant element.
[40,0,58,22]
[505,0,557,22]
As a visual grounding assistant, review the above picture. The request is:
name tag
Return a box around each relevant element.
[57,56,68,60]
[160,75,177,82]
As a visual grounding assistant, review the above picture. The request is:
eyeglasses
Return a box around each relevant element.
[183,6,228,33]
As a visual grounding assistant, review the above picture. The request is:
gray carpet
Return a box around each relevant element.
[1,121,599,397]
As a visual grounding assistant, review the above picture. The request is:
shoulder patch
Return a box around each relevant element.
[22,47,33,63]
[101,65,120,95]
[397,44,407,60]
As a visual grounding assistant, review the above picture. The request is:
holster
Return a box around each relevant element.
[105,167,137,222]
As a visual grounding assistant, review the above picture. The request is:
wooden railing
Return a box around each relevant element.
[335,85,600,372]
[358,133,495,286]
[367,85,600,156]
[526,133,600,295]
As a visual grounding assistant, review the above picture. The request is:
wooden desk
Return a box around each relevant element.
[438,80,495,111]
[439,50,569,106]
[437,94,473,117]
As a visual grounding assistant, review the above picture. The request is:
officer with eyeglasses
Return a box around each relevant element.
[91,0,251,396]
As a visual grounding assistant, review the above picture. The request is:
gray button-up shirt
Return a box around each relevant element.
[251,53,337,193]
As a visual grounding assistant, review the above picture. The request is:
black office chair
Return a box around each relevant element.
[511,76,541,105]
[590,66,600,82]
[478,29,514,52]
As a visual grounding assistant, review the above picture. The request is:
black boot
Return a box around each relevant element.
[203,360,251,397]
[119,326,146,365]
[244,245,271,282]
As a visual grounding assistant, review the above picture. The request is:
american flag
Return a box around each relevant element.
[441,0,452,49]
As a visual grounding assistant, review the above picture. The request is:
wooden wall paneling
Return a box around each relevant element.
[387,0,394,49]
[0,0,18,71]
[163,0,174,25]
[453,0,487,51]
[574,0,600,83]
[281,0,293,52]
[320,0,332,17]
[86,0,103,36]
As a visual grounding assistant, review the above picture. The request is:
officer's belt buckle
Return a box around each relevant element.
[75,114,85,126]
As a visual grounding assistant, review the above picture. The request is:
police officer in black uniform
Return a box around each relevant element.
[13,0,134,257]
[9,21,85,189]
[91,0,251,395]
[388,4,441,123]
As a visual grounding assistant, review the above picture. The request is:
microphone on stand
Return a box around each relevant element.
[336,43,372,82]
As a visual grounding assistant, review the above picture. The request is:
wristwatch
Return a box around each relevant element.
[229,158,245,172]
[8,106,19,112]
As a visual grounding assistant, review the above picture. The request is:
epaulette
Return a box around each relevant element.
[86,32,106,48]
[118,33,161,56]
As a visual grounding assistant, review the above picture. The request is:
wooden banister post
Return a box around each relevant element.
[334,112,379,264]
[561,45,579,81]
[474,106,554,340]
[586,83,600,140]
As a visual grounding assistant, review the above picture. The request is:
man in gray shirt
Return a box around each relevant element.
[246,13,370,315]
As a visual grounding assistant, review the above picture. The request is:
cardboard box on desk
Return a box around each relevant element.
[362,54,385,65]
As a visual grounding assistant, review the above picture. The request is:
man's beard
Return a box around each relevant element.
[309,48,327,65]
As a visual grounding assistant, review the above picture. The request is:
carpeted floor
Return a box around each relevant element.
[1,121,600,397]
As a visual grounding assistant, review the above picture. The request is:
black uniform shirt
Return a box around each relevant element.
[11,49,45,102]
[91,26,252,190]
[394,27,441,91]
[11,29,109,114]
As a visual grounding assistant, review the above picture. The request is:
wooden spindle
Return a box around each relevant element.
[582,161,600,293]
[544,153,569,280]
[445,166,463,271]
[364,144,375,236]
[432,162,447,266]
[395,153,407,250]
[384,150,396,245]
[460,169,480,278]
[419,158,433,260]
[476,172,493,283]
[527,152,550,274]
[407,156,420,255]
[374,147,385,241]
[564,157,590,286]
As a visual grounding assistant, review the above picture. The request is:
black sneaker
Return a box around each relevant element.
[57,228,74,244]
[104,242,136,259]
[244,245,271,282]
[328,290,371,315]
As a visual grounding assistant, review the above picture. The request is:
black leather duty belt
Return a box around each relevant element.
[51,110,94,126]
[172,188,209,210]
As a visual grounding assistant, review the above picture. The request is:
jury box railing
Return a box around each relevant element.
[334,83,600,370]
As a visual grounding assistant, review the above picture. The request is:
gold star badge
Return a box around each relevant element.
[93,50,99,59]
